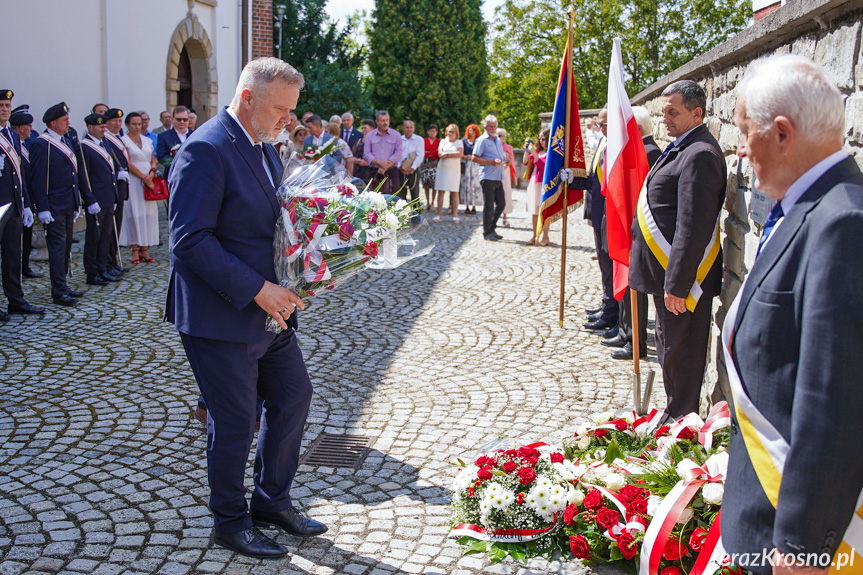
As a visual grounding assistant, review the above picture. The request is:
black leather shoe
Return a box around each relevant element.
[111,266,130,275]
[8,303,46,315]
[22,269,42,279]
[601,325,619,339]
[52,294,77,307]
[492,232,503,240]
[252,507,328,538]
[213,527,287,558]
[586,305,602,314]
[87,277,109,286]
[100,272,122,282]
[484,233,500,241]
[67,290,85,298]
[0,310,9,321]
[587,312,602,322]
[583,318,615,330]
[601,334,627,348]
[611,342,647,360]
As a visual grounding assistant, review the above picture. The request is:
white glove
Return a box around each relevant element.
[560,168,574,184]
[23,208,33,228]
[38,211,54,225]
[75,209,81,221]
[88,202,101,215]
[117,170,129,182]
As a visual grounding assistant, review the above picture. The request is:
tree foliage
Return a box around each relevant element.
[488,0,751,143]
[367,0,489,130]
[275,0,370,119]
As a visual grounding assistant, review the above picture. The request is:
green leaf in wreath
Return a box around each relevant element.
[507,543,528,565]
[604,439,624,464]
[609,545,624,561]
[488,543,507,563]
[462,539,490,555]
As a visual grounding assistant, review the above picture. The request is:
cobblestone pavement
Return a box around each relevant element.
[0,189,664,575]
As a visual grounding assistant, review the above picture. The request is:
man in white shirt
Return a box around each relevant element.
[399,120,424,202]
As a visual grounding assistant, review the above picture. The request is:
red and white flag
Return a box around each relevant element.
[602,38,649,300]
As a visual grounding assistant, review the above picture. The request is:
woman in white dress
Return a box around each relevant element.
[120,113,160,263]
[433,124,464,222]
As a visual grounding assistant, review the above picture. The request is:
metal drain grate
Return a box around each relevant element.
[299,433,373,469]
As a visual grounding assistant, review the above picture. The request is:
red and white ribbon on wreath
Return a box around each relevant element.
[697,401,731,451]
[690,509,727,575]
[450,515,558,543]
[638,452,728,575]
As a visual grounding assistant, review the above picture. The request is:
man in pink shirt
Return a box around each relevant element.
[363,110,402,195]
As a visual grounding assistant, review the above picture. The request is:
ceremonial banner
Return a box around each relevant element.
[603,38,649,300]
[537,37,588,236]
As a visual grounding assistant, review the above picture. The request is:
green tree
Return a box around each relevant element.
[488,0,751,143]
[367,0,489,129]
[275,0,369,118]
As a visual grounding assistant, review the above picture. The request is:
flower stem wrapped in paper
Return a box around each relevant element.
[267,153,434,332]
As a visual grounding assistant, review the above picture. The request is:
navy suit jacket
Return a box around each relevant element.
[0,128,28,216]
[342,127,362,150]
[29,134,80,216]
[103,134,130,202]
[166,108,296,343]
[723,155,863,564]
[156,128,184,162]
[79,136,118,210]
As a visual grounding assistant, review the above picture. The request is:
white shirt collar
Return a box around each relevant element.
[226,106,259,147]
[779,149,848,214]
[46,128,64,143]
[672,123,702,147]
[86,134,103,144]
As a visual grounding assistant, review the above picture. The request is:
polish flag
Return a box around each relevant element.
[602,38,649,300]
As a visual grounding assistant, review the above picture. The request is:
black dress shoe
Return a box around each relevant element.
[52,294,77,307]
[484,233,500,241]
[601,334,627,348]
[86,277,109,286]
[583,318,615,330]
[611,342,647,360]
[492,231,503,240]
[0,310,9,321]
[252,507,328,538]
[100,272,123,282]
[213,527,287,559]
[67,290,85,298]
[601,325,619,339]
[586,305,602,314]
[587,312,602,322]
[22,269,42,279]
[112,266,130,275]
[8,303,46,315]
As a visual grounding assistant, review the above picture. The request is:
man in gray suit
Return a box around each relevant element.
[723,55,863,575]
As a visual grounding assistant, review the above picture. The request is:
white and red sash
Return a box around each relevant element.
[104,132,129,163]
[38,133,77,169]
[0,131,22,186]
[81,138,115,174]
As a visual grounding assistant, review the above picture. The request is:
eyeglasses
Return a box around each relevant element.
[174,117,189,122]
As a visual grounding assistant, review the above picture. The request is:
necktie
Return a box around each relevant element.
[1,127,10,142]
[253,143,263,161]
[757,203,784,257]
[656,141,677,163]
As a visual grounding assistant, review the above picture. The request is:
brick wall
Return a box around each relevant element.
[251,0,273,59]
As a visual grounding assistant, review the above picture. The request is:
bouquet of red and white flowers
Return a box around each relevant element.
[302,138,345,162]
[266,154,433,332]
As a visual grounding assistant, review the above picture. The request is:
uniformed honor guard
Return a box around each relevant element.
[103,108,130,275]
[30,103,83,306]
[9,107,41,280]
[0,90,44,320]
[79,114,122,286]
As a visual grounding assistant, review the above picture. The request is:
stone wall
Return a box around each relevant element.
[551,0,863,409]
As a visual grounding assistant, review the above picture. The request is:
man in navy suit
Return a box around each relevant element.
[340,112,362,150]
[10,107,42,280]
[30,103,84,307]
[167,57,327,559]
[723,55,863,575]
[157,106,191,179]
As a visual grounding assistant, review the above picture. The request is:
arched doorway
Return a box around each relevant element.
[165,12,218,121]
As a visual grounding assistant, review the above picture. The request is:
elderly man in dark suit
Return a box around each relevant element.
[167,57,326,559]
[629,80,725,419]
[340,112,362,150]
[722,55,863,575]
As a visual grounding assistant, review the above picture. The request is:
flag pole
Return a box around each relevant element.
[558,4,575,328]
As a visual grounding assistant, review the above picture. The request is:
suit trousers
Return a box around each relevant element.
[652,294,713,418]
[22,223,33,273]
[370,167,401,196]
[179,329,313,534]
[110,196,126,267]
[620,287,648,352]
[593,228,619,323]
[84,208,116,279]
[481,179,504,236]
[1,211,25,307]
[398,170,420,202]
[46,213,75,298]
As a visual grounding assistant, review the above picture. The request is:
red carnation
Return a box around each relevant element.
[583,489,603,510]
[678,427,696,440]
[689,527,709,552]
[468,487,474,497]
[595,429,608,438]
[570,535,591,559]
[563,503,580,525]
[662,567,683,575]
[618,485,644,503]
[364,241,378,258]
[617,531,638,560]
[475,455,490,467]
[654,425,671,438]
[477,467,493,481]
[614,420,629,431]
[502,460,518,474]
[516,467,536,485]
[550,452,565,463]
[662,537,689,561]
[595,507,620,530]
[517,492,524,505]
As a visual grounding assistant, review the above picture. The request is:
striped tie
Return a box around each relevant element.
[757,203,784,257]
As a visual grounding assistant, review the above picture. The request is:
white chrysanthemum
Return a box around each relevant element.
[553,460,578,481]
[486,482,502,495]
[479,499,492,514]
[536,477,553,490]
[604,472,626,491]
[567,486,585,505]
[500,490,514,507]
[548,496,565,512]
[702,483,724,505]
[550,484,566,498]
[452,466,478,492]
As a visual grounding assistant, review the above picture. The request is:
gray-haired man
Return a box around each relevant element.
[472,115,508,240]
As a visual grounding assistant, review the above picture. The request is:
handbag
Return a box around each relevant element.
[522,155,534,181]
[144,176,169,201]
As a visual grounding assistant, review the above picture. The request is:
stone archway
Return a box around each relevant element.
[166,9,218,121]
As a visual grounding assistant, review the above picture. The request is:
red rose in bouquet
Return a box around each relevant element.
[570,535,591,559]
[367,210,378,224]
[564,503,580,525]
[595,507,620,529]
[654,425,671,438]
[522,455,539,468]
[677,427,696,440]
[583,489,603,510]
[517,467,536,485]
[689,527,708,552]
[517,446,540,459]
[661,567,683,575]
[550,452,565,463]
[618,485,644,503]
[364,241,378,258]
[477,467,493,481]
[501,460,518,474]
[626,498,648,517]
[475,455,491,467]
[338,221,355,241]
[662,537,689,561]
[595,429,608,438]
[614,420,629,431]
[617,531,638,560]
